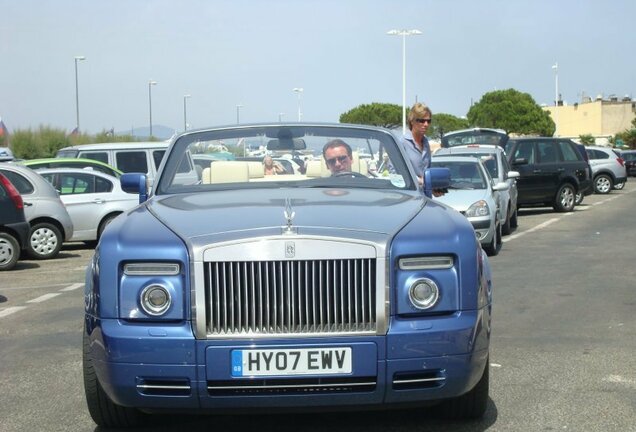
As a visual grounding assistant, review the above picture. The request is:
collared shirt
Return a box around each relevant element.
[400,129,431,178]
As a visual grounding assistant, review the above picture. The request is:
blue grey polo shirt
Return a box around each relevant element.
[400,129,431,178]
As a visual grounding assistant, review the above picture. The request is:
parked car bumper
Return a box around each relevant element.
[5,221,30,249]
[86,309,490,412]
[467,216,495,246]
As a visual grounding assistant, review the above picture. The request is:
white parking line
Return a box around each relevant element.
[503,217,560,242]
[60,283,84,292]
[0,306,28,318]
[26,293,62,303]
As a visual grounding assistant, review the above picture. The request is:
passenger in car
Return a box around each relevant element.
[323,139,353,175]
[263,155,284,175]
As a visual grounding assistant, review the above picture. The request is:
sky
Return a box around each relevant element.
[2,0,635,137]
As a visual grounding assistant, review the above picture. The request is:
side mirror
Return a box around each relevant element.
[423,167,451,198]
[507,170,520,179]
[512,158,528,165]
[121,173,147,203]
[492,181,510,191]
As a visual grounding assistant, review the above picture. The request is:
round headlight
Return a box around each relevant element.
[140,284,172,316]
[409,278,440,310]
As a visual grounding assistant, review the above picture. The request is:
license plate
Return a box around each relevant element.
[231,347,352,377]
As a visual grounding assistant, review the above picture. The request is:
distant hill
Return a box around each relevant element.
[117,125,176,140]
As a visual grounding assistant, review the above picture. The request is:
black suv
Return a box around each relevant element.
[0,172,30,270]
[504,137,592,212]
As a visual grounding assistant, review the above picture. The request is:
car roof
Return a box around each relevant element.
[35,167,119,180]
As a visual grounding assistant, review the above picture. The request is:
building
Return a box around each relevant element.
[543,96,635,141]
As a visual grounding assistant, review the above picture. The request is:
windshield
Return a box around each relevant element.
[442,130,508,148]
[155,125,416,194]
[431,160,487,189]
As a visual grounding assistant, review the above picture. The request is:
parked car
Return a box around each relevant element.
[441,128,508,148]
[584,146,627,194]
[435,145,519,235]
[0,146,14,162]
[504,137,592,212]
[431,155,507,255]
[574,144,594,205]
[620,149,636,176]
[0,164,73,259]
[37,168,139,242]
[21,157,123,178]
[0,173,30,270]
[83,123,493,428]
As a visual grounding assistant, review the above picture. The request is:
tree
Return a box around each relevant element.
[579,134,595,145]
[429,113,470,139]
[340,103,402,129]
[467,89,555,136]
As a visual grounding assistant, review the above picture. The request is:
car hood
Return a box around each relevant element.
[146,188,425,241]
[433,188,492,212]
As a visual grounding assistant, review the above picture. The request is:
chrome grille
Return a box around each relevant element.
[204,259,376,336]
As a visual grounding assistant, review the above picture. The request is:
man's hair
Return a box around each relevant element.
[322,139,352,159]
[407,103,433,130]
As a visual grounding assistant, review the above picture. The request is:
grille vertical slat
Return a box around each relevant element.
[204,258,376,336]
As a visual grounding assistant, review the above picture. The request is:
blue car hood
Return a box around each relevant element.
[146,188,426,240]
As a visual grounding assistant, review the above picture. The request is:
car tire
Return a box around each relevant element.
[97,214,119,240]
[437,357,489,420]
[27,222,63,260]
[502,206,512,235]
[594,174,613,194]
[83,328,145,428]
[510,206,518,228]
[0,232,20,271]
[553,183,576,212]
[575,191,584,206]
[483,221,501,256]
[614,181,625,190]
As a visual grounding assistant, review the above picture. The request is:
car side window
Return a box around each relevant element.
[0,170,34,195]
[95,176,113,193]
[537,141,559,163]
[559,141,580,161]
[116,151,149,174]
[80,151,109,164]
[513,142,535,163]
[153,150,166,169]
[501,154,513,178]
[60,173,94,194]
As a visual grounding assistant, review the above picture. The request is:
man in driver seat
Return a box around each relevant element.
[323,139,353,175]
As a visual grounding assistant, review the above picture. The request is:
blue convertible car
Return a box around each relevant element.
[83,123,493,427]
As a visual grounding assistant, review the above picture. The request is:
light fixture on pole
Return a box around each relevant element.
[183,94,191,131]
[387,29,422,134]
[279,112,284,122]
[148,80,157,138]
[552,62,559,137]
[236,104,243,124]
[74,56,86,132]
[293,88,303,121]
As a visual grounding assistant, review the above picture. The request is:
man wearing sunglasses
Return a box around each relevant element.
[323,139,354,175]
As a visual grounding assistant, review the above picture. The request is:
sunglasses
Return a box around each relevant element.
[326,155,349,166]
[415,118,432,124]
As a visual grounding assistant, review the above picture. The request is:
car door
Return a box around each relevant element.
[533,140,563,201]
[55,172,111,240]
[509,140,544,203]
[501,152,518,211]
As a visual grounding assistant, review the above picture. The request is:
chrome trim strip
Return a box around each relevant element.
[393,377,445,384]
[124,262,180,275]
[208,381,376,390]
[137,384,191,390]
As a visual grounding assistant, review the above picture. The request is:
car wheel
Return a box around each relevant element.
[27,222,63,260]
[553,183,576,212]
[594,174,613,194]
[502,206,512,235]
[614,181,625,190]
[437,357,489,420]
[83,328,145,428]
[483,221,501,256]
[510,207,518,228]
[0,232,20,271]
[97,214,119,240]
[575,191,584,206]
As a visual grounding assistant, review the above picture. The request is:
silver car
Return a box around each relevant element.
[435,145,519,235]
[585,146,628,194]
[0,164,73,259]
[432,155,509,256]
[36,168,139,242]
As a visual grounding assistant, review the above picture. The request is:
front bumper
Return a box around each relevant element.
[86,308,490,412]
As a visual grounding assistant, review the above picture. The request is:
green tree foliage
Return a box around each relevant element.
[429,113,470,139]
[578,134,596,145]
[340,103,402,129]
[615,128,636,149]
[467,89,556,136]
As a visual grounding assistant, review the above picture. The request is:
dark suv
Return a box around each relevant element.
[504,137,592,212]
[0,172,30,270]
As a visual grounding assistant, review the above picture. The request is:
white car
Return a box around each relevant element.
[432,156,510,256]
[435,145,519,235]
[585,146,628,194]
[36,168,139,242]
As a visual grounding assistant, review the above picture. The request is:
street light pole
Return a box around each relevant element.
[552,62,559,137]
[279,112,284,122]
[74,56,86,132]
[387,29,422,134]
[148,80,157,138]
[183,94,191,131]
[236,104,243,124]
[293,88,303,121]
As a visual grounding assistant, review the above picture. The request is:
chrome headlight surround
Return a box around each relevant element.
[465,200,490,218]
[408,278,440,310]
[140,284,172,316]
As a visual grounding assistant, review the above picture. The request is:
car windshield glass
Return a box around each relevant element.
[431,161,487,189]
[442,131,506,147]
[155,125,415,194]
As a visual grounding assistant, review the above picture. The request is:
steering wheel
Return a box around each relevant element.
[334,171,367,178]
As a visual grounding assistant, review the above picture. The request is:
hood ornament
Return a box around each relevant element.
[283,198,296,235]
